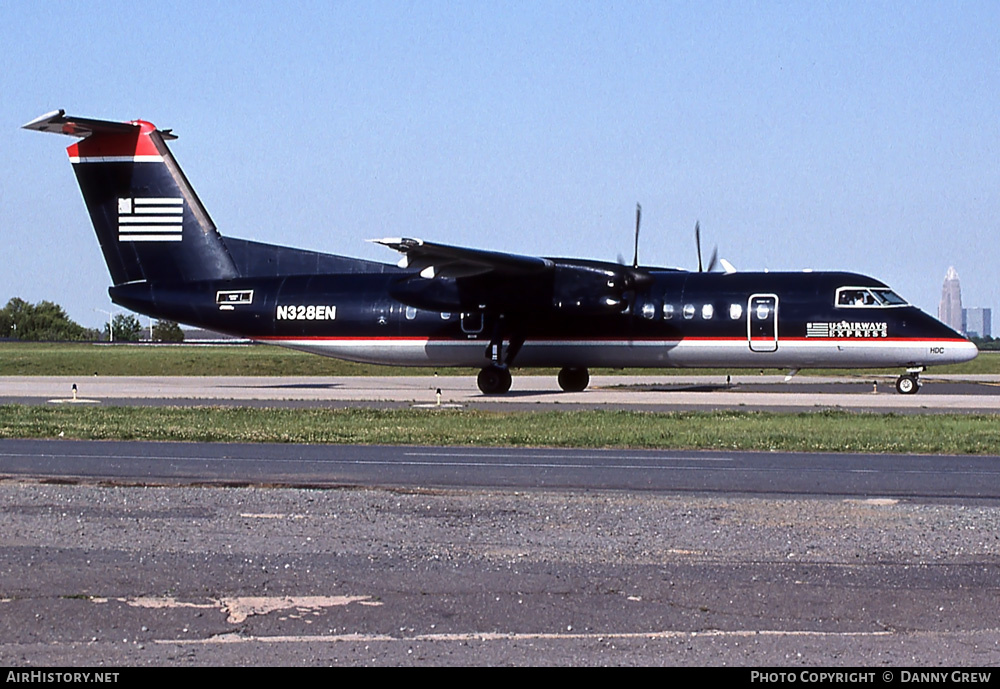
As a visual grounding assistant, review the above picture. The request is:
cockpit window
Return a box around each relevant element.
[835,287,909,308]
[872,288,908,305]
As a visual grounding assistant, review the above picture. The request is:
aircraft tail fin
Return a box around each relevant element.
[23,110,239,285]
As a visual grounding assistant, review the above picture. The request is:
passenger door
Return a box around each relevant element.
[747,294,778,352]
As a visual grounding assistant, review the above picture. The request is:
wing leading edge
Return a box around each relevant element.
[371,237,554,279]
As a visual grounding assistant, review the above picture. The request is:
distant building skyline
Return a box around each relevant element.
[963,307,992,339]
[936,266,994,338]
[938,266,964,334]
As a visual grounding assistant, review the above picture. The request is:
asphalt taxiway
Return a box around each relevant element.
[2,373,1000,412]
[3,438,1000,500]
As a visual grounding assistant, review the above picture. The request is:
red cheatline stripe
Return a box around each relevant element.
[251,335,968,344]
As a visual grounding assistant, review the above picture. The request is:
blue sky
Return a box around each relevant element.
[2,1,998,328]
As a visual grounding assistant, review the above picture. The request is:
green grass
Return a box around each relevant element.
[2,405,999,454]
[2,342,998,377]
[5,344,996,455]
[0,342,445,376]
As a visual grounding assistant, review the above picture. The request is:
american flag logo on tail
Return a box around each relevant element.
[118,197,183,242]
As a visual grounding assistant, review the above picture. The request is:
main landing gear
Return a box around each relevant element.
[477,365,512,394]
[557,366,590,392]
[477,317,522,395]
[476,365,592,394]
[895,367,923,395]
[475,317,592,395]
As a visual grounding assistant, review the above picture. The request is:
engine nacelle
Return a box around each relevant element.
[550,264,626,313]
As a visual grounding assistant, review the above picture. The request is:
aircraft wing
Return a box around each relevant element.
[370,237,554,279]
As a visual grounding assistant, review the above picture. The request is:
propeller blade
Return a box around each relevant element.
[695,221,703,272]
[632,203,641,269]
[695,221,721,272]
[706,246,719,273]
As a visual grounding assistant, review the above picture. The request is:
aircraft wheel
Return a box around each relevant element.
[557,367,590,392]
[478,366,512,394]
[895,374,919,395]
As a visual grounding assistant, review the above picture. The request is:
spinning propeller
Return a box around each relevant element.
[616,203,653,287]
[695,221,718,273]
[633,203,641,269]
[695,220,736,274]
[624,205,736,275]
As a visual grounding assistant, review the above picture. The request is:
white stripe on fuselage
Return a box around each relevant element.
[259,337,977,369]
[70,155,164,164]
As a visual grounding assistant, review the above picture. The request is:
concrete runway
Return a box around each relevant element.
[3,373,1000,412]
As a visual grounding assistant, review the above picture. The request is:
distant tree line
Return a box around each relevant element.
[1,297,183,342]
[969,336,1000,351]
[0,297,99,341]
[151,319,185,342]
[103,313,143,342]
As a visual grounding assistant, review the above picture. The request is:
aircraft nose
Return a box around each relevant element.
[943,339,979,364]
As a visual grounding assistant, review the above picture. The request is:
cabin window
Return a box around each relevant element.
[701,304,714,320]
[641,302,656,320]
[729,303,742,320]
[405,306,417,320]
[663,303,674,320]
[835,287,909,308]
[683,304,695,319]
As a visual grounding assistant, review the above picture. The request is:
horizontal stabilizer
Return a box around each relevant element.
[22,109,177,139]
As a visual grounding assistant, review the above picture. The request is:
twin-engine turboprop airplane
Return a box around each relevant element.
[24,110,977,394]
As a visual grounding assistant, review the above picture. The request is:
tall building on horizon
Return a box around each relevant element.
[963,307,992,339]
[938,266,964,333]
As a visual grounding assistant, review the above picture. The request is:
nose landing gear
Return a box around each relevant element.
[895,367,924,395]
